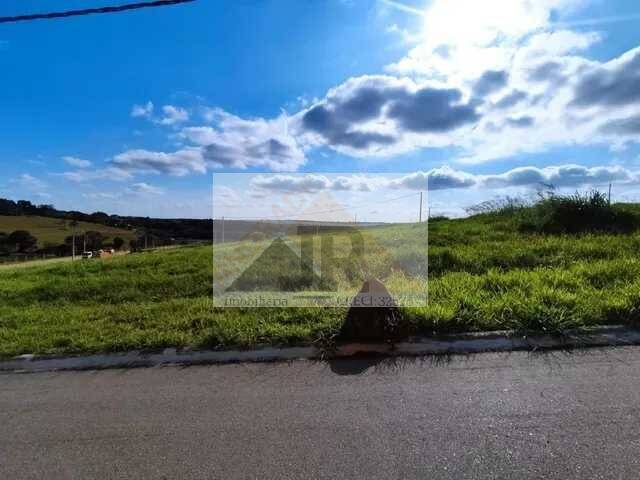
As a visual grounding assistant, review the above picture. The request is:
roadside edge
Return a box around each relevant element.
[2,325,640,373]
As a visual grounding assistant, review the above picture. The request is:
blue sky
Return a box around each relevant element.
[1,0,640,218]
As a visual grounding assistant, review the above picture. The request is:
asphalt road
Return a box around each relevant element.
[2,347,640,479]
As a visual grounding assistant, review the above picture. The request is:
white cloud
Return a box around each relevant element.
[80,183,163,201]
[119,105,305,174]
[58,167,131,183]
[251,174,384,193]
[62,156,91,168]
[117,2,640,177]
[251,174,331,193]
[355,0,640,164]
[13,173,48,191]
[385,23,421,44]
[386,0,588,80]
[390,167,476,190]
[478,164,634,188]
[131,102,189,126]
[82,192,118,200]
[247,164,640,194]
[159,105,189,125]
[292,75,481,158]
[112,147,206,176]
[424,0,585,48]
[287,34,640,162]
[180,108,306,171]
[128,182,164,195]
[131,101,154,118]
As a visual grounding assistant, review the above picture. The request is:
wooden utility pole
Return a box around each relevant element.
[70,220,78,261]
[419,192,423,223]
[221,217,225,243]
[608,183,612,205]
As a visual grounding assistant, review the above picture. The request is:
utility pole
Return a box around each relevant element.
[419,192,423,223]
[69,220,78,261]
[83,231,86,253]
[608,183,612,205]
[221,217,225,243]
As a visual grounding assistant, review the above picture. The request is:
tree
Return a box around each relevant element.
[16,200,35,215]
[0,199,18,216]
[0,232,8,255]
[7,230,38,253]
[84,231,104,251]
[90,211,110,223]
[113,237,125,250]
[129,239,138,252]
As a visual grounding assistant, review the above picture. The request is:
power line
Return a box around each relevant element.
[0,0,196,24]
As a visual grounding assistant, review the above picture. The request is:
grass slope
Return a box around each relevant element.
[1,213,640,357]
[0,215,136,247]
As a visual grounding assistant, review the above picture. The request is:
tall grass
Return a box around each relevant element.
[519,191,639,234]
[467,190,640,235]
[1,198,640,356]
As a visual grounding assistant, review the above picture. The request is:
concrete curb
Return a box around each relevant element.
[2,325,640,373]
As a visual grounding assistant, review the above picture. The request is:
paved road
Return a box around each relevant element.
[2,347,640,479]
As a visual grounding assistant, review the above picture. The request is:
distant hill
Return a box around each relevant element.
[0,215,136,247]
[0,197,385,245]
[0,197,213,242]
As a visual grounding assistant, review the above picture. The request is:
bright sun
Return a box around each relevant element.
[423,0,550,48]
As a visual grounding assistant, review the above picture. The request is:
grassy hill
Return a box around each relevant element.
[0,215,136,247]
[2,202,640,357]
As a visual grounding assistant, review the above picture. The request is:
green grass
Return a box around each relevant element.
[1,212,640,357]
[0,215,136,247]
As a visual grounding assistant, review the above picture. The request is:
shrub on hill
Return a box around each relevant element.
[466,190,639,235]
[519,191,639,234]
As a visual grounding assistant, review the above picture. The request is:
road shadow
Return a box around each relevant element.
[325,352,454,376]
[323,343,631,376]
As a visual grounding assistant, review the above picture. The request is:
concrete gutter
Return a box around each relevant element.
[2,325,640,373]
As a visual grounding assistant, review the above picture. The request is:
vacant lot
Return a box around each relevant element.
[0,215,135,247]
[1,209,640,357]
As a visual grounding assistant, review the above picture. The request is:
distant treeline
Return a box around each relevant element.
[0,229,125,258]
[0,198,213,241]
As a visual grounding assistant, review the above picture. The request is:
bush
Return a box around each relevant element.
[518,191,639,234]
[6,230,38,253]
[113,237,125,250]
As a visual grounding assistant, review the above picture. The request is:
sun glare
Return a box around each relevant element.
[423,0,550,48]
